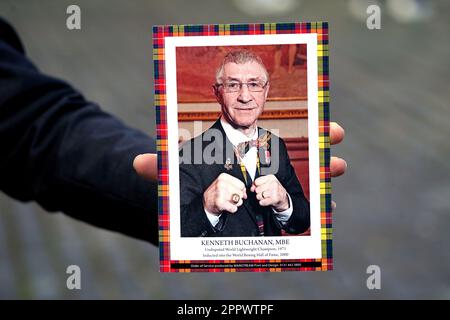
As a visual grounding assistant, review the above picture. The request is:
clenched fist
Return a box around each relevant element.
[203,173,248,215]
[250,174,289,212]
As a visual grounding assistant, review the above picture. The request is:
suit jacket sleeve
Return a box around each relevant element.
[275,138,310,234]
[179,162,218,237]
[0,18,158,244]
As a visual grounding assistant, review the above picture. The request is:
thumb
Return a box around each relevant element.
[133,153,157,181]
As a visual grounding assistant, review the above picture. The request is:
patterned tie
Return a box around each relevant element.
[251,161,265,236]
[235,139,258,160]
[256,213,264,236]
[234,132,271,236]
[235,132,271,161]
[237,149,264,236]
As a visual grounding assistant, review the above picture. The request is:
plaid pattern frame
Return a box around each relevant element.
[153,22,331,272]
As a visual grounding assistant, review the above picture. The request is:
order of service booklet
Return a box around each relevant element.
[154,22,331,272]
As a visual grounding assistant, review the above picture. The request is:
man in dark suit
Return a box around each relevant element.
[179,50,310,237]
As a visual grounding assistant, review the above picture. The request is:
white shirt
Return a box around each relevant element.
[205,117,293,227]
[220,117,259,181]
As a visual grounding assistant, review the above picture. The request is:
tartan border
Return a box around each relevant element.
[153,22,331,272]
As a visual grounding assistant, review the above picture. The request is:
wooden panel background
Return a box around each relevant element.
[176,44,307,103]
[285,137,309,201]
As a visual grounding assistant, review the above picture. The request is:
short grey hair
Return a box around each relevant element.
[215,49,269,84]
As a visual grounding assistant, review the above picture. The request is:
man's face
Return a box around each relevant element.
[215,61,269,130]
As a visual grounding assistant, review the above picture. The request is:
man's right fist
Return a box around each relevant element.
[203,173,247,215]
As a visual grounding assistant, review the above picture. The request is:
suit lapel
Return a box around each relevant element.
[211,119,248,185]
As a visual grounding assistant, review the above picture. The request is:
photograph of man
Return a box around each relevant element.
[179,49,310,237]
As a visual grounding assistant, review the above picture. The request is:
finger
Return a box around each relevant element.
[258,198,274,207]
[221,201,238,214]
[224,186,246,204]
[331,156,347,177]
[217,177,245,197]
[255,184,271,198]
[133,153,157,181]
[228,184,246,199]
[256,189,271,201]
[331,201,336,211]
[253,174,275,186]
[234,197,244,207]
[226,194,244,208]
[255,183,273,195]
[221,173,246,190]
[330,122,345,145]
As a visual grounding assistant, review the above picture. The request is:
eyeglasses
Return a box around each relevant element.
[216,80,268,93]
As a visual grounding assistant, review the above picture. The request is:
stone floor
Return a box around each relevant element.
[0,0,449,299]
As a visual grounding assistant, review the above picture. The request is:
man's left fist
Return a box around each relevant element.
[250,174,289,212]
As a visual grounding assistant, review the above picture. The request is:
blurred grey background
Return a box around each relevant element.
[1,0,449,299]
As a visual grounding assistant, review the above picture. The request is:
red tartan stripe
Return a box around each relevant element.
[154,22,331,272]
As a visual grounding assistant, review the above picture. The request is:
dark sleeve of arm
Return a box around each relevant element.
[0,19,158,244]
[179,162,217,237]
[277,139,310,234]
